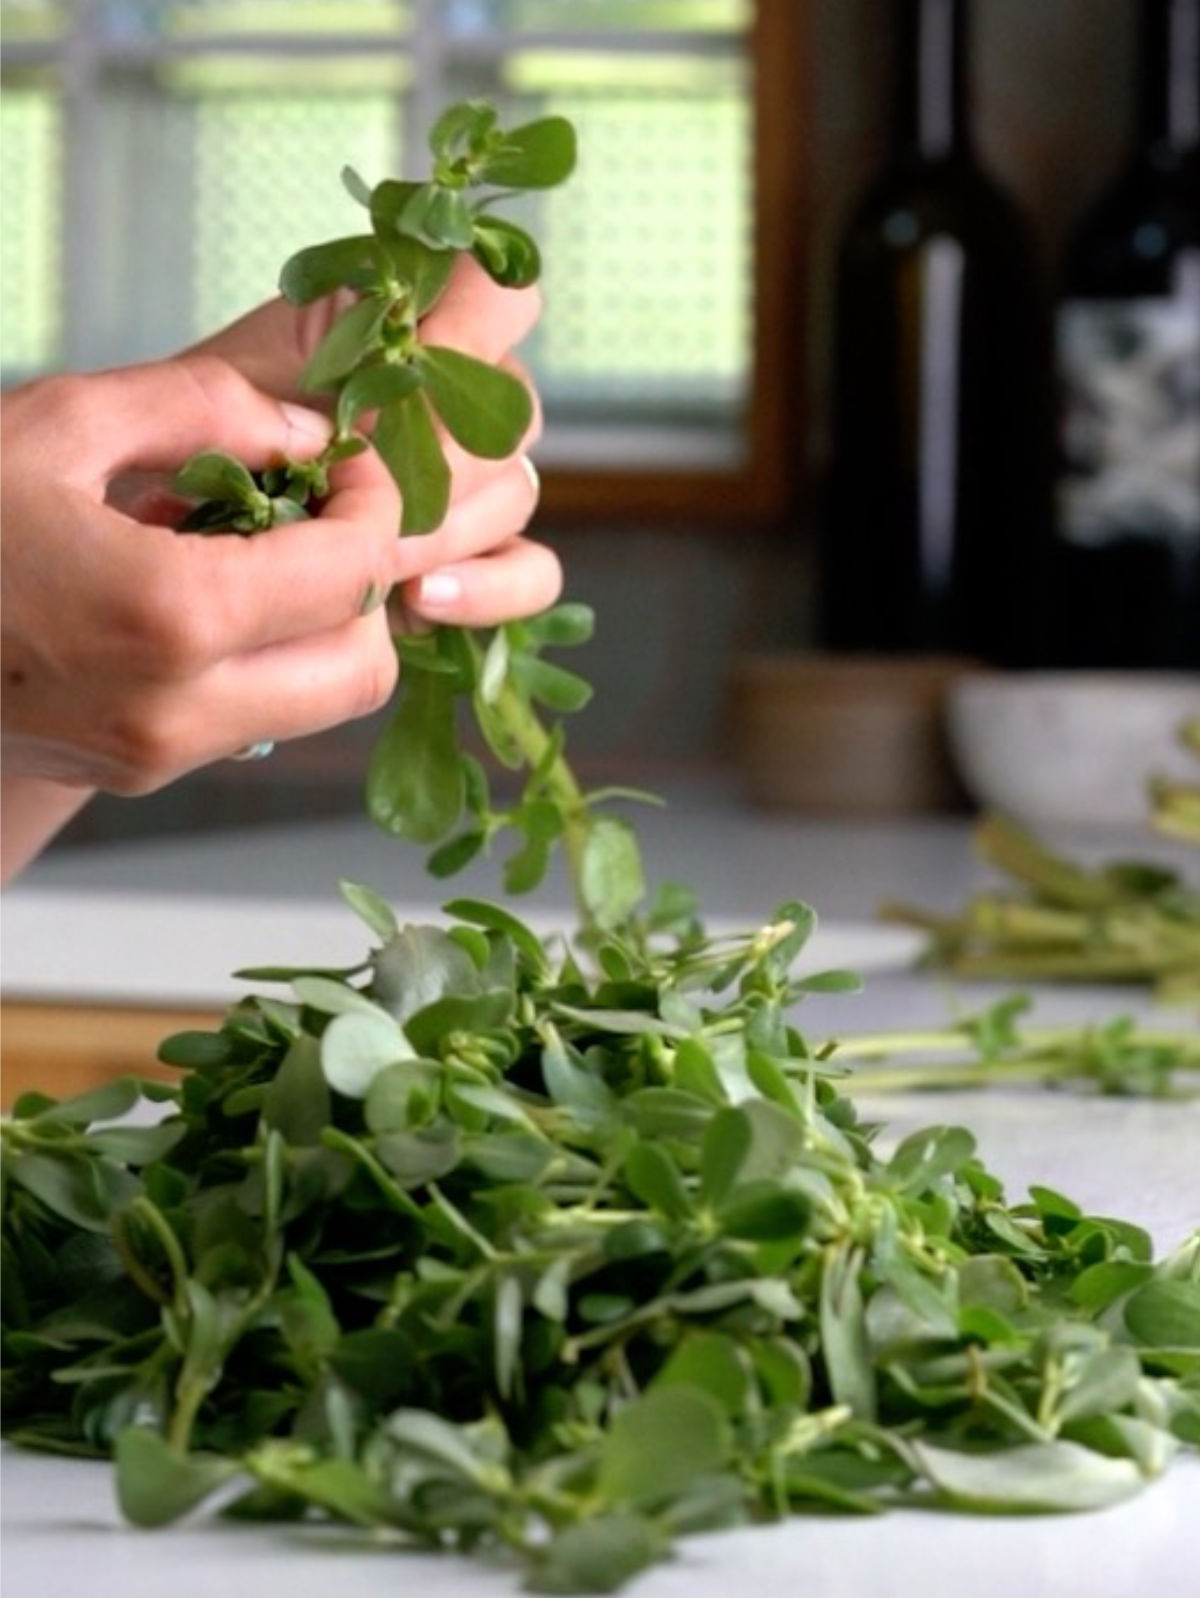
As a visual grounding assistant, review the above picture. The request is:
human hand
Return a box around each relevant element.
[2,258,559,797]
[1,360,408,794]
[189,255,560,631]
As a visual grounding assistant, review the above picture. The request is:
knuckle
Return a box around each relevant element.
[17,373,94,443]
[102,705,184,795]
[117,559,221,678]
[174,353,254,427]
[350,636,399,719]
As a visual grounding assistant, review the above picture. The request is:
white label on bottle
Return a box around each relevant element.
[1057,295,1200,550]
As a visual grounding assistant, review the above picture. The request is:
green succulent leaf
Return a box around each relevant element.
[340,164,375,207]
[418,345,533,459]
[471,216,542,289]
[116,1429,242,1528]
[380,231,456,314]
[523,604,596,649]
[301,295,390,392]
[335,362,423,433]
[373,389,452,534]
[429,99,498,163]
[509,656,594,715]
[529,1515,666,1595]
[367,661,464,842]
[278,234,378,304]
[597,1387,732,1511]
[579,815,646,930]
[396,183,476,251]
[479,116,578,189]
[174,451,260,507]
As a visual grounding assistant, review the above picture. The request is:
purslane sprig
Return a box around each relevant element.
[882,722,1200,1006]
[173,101,647,934]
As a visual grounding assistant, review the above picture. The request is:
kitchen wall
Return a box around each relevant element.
[53,0,1139,848]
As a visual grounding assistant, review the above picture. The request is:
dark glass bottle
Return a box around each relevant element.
[1049,0,1200,669]
[820,0,1049,665]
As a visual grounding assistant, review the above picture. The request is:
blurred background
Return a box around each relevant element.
[1,0,1196,846]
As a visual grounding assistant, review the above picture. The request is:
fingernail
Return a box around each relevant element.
[520,454,541,497]
[414,571,463,610]
[281,402,333,443]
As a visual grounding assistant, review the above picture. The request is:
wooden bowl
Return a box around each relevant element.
[729,652,978,814]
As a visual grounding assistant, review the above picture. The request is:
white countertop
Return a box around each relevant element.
[4,788,1199,1597]
[3,1422,1199,1598]
[20,775,1199,919]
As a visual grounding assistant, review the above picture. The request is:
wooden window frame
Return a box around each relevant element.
[541,0,811,527]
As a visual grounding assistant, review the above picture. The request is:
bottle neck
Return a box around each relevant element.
[893,0,970,161]
[1138,0,1200,152]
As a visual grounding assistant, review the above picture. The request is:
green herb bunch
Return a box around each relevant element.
[883,813,1200,1006]
[175,101,647,934]
[883,720,1200,1005]
[3,886,1198,1592]
[1152,718,1200,846]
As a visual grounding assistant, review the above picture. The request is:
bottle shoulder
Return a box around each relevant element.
[1063,151,1200,290]
[842,157,1033,254]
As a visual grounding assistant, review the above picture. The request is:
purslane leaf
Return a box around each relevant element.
[418,345,534,459]
[340,164,375,208]
[373,389,452,534]
[471,216,542,289]
[396,183,475,251]
[479,116,578,189]
[429,99,498,163]
[335,362,422,433]
[116,1430,242,1528]
[528,1515,666,1595]
[174,451,259,507]
[579,815,646,931]
[279,234,378,304]
[367,661,464,842]
[380,231,456,314]
[597,1387,731,1511]
[301,295,390,392]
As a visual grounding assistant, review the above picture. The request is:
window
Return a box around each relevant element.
[0,0,805,520]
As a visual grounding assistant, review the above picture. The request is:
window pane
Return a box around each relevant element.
[183,61,405,336]
[448,53,752,437]
[75,58,403,368]
[96,0,412,39]
[446,0,748,35]
[0,74,62,376]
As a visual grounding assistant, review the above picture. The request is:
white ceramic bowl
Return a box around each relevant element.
[946,671,1200,829]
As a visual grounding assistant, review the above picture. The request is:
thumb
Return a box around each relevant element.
[69,354,333,488]
[183,293,353,406]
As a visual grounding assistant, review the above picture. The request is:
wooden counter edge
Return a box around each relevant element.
[2,1000,223,1108]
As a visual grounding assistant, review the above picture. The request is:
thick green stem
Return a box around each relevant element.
[167,1377,211,1454]
[489,667,594,926]
[830,1026,1200,1063]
